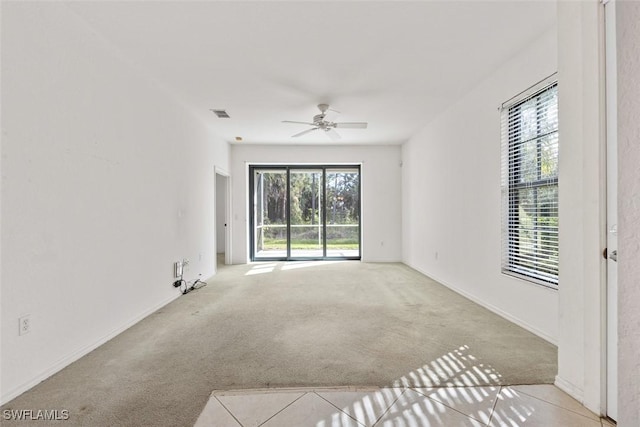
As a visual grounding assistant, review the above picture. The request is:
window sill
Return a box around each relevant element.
[502,270,559,290]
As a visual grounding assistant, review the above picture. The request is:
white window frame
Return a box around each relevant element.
[501,74,559,288]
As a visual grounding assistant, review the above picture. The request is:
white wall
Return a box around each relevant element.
[401,26,559,343]
[230,144,402,264]
[617,1,640,424]
[0,3,229,403]
[555,0,605,413]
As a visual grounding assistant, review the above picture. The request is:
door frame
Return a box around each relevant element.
[215,166,232,267]
[604,0,618,420]
[248,164,362,262]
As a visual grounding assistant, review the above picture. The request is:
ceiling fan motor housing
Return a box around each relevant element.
[283,104,367,139]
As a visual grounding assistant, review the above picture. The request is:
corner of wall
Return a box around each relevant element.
[554,375,585,405]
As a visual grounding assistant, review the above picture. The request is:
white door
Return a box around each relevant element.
[605,0,618,421]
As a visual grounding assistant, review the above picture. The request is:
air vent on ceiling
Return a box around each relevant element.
[210,109,230,119]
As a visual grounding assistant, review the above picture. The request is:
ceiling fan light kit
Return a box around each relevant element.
[282,104,368,140]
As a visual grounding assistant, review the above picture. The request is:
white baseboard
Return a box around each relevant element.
[0,292,181,405]
[406,264,558,346]
[555,375,585,404]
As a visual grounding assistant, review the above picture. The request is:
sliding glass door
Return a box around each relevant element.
[290,169,324,258]
[326,168,360,257]
[253,169,288,259]
[250,165,360,261]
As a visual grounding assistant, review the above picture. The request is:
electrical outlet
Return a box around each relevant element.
[19,315,31,336]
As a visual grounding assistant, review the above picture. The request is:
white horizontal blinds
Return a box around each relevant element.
[501,81,559,286]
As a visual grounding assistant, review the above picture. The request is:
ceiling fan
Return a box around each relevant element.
[282,104,368,140]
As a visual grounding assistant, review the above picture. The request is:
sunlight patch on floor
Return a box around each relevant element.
[245,263,277,275]
[195,343,600,426]
[245,260,347,275]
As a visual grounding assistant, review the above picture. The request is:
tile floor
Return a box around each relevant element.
[194,384,616,427]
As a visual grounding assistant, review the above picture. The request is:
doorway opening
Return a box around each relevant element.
[215,170,231,269]
[249,165,361,261]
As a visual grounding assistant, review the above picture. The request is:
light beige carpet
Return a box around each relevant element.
[1,261,557,426]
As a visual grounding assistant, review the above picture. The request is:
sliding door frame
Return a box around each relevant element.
[249,164,361,262]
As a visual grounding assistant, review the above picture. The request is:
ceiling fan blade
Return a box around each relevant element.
[283,120,316,126]
[335,122,368,129]
[291,127,319,138]
[325,129,341,141]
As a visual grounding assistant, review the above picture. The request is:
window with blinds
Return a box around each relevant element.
[501,78,559,288]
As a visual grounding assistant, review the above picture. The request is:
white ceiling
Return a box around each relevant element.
[67,1,556,145]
